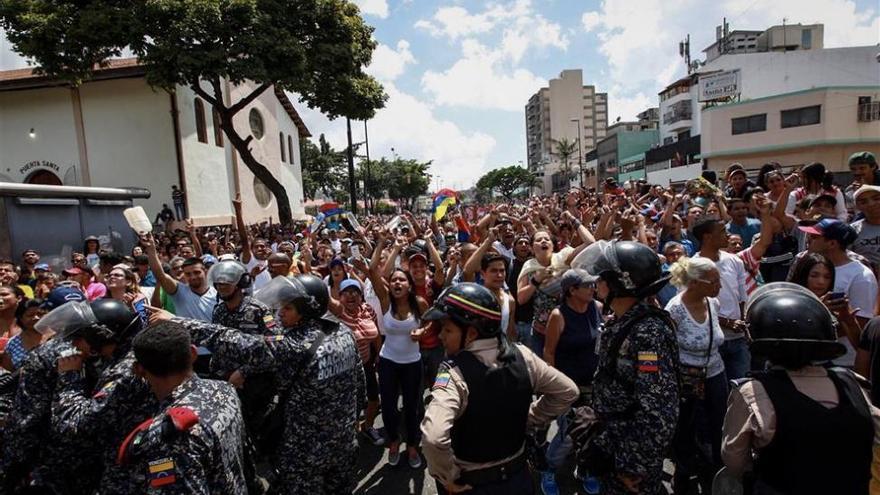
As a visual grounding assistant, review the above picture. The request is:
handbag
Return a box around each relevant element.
[679,298,714,401]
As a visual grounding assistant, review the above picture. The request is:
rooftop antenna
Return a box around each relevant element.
[680,34,692,73]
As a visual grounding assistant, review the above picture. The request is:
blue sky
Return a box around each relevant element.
[3,0,879,191]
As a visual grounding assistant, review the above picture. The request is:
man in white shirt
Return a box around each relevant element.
[232,195,272,291]
[799,218,878,366]
[693,216,750,379]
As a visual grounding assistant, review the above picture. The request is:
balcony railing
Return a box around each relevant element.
[858,102,880,122]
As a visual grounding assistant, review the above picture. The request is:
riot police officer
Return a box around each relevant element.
[420,283,578,495]
[115,320,249,494]
[720,283,877,494]
[1,297,144,494]
[210,259,277,335]
[569,240,680,495]
[166,274,364,495]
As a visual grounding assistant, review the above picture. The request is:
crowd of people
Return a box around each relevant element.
[0,151,878,494]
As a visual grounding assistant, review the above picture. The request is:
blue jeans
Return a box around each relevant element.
[530,331,545,359]
[719,338,750,380]
[515,321,532,348]
[546,412,574,470]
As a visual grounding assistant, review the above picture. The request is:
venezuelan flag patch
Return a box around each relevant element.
[432,371,451,390]
[637,352,659,373]
[265,334,284,342]
[148,458,176,487]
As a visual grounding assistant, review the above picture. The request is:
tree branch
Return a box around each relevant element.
[190,84,219,108]
[228,82,272,117]
[209,77,227,111]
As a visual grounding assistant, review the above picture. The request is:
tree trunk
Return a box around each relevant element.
[220,112,294,226]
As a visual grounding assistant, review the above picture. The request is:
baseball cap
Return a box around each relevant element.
[34,263,50,272]
[329,257,346,269]
[42,286,86,310]
[339,279,363,293]
[201,254,218,266]
[408,251,428,263]
[560,268,599,293]
[727,168,747,180]
[218,254,237,262]
[62,266,86,276]
[798,218,857,246]
[809,194,838,207]
[848,151,877,167]
[853,184,880,203]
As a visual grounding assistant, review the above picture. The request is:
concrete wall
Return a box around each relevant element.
[176,82,235,224]
[0,87,82,185]
[78,78,179,216]
[647,162,703,186]
[273,96,305,217]
[701,87,880,172]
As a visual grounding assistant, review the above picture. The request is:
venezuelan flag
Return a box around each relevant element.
[433,189,457,221]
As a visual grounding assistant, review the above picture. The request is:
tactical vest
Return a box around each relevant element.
[753,368,872,495]
[449,345,533,463]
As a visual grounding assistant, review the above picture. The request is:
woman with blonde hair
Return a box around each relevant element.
[665,256,727,494]
[104,265,146,310]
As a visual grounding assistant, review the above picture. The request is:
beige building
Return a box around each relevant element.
[704,22,823,63]
[701,86,880,173]
[525,69,608,192]
[0,59,309,225]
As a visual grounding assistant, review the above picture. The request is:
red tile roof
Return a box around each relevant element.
[0,57,144,90]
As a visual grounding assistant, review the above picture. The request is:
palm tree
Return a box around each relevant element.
[552,137,579,188]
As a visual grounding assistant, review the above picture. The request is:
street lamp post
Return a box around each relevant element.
[363,120,371,214]
[570,118,582,188]
[345,117,358,214]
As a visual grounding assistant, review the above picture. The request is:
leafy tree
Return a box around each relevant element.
[0,0,387,225]
[300,134,346,200]
[476,165,538,201]
[386,158,431,211]
[552,137,579,187]
[357,157,390,206]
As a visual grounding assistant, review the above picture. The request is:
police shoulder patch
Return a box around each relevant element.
[265,334,284,342]
[93,380,117,399]
[147,457,176,487]
[636,351,659,373]
[432,370,451,390]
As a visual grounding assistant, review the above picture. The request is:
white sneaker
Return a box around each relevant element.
[387,449,401,467]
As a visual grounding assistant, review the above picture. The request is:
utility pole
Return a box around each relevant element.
[363,120,371,214]
[345,117,357,214]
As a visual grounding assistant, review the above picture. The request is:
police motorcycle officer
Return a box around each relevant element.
[718,282,879,495]
[568,240,680,495]
[1,297,145,495]
[420,282,578,495]
[169,273,364,495]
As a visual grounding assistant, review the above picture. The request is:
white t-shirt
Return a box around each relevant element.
[833,260,878,320]
[170,283,217,322]
[696,250,748,340]
[245,256,272,291]
[664,294,725,377]
[492,241,515,262]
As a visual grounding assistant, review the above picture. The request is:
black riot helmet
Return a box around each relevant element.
[745,282,845,368]
[424,283,502,338]
[255,273,329,322]
[571,240,669,303]
[86,299,140,346]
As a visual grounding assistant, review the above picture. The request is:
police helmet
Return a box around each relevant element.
[208,260,250,289]
[423,283,502,338]
[255,273,328,320]
[745,282,845,368]
[37,298,139,347]
[571,240,669,301]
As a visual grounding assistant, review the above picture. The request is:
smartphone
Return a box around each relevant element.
[351,244,361,259]
[133,298,148,325]
[828,292,846,301]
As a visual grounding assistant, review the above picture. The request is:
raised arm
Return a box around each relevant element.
[424,233,446,287]
[368,230,391,313]
[186,219,203,257]
[462,228,496,282]
[141,233,179,295]
[232,194,252,264]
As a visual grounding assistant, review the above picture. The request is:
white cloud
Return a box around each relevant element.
[295,82,497,189]
[417,0,567,111]
[350,0,389,19]
[607,91,654,123]
[366,40,416,82]
[422,39,546,111]
[580,0,880,120]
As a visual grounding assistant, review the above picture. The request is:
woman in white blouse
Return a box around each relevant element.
[665,256,727,494]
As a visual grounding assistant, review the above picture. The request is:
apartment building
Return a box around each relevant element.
[525,69,608,192]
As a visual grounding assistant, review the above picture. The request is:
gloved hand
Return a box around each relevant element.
[524,430,548,472]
